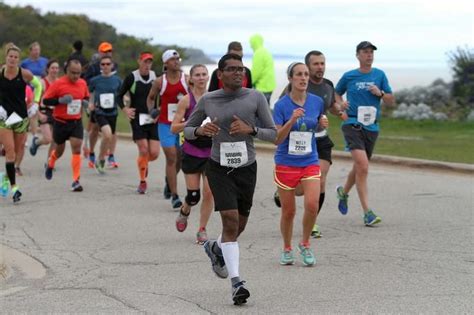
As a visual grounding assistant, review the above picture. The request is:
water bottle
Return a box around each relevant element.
[1,172,9,197]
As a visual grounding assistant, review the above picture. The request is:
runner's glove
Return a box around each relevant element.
[28,103,39,118]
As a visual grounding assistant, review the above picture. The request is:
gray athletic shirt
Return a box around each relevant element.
[184,88,276,167]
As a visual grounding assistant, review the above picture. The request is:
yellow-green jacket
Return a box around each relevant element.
[249,34,276,93]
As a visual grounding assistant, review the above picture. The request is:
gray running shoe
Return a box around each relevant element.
[204,240,228,279]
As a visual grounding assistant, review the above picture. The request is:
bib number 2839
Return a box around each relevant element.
[220,141,248,168]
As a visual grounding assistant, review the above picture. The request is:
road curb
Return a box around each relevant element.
[116,132,473,175]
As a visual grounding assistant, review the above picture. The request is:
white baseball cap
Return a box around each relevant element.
[162,49,180,63]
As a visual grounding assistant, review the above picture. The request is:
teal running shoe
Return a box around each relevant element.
[336,185,349,215]
[1,173,10,197]
[364,209,382,226]
[279,249,295,265]
[297,243,315,266]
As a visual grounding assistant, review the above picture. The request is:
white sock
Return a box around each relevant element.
[221,242,239,279]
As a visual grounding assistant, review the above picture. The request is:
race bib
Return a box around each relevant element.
[288,131,312,155]
[220,141,248,168]
[67,100,81,116]
[139,113,154,126]
[99,93,114,109]
[357,106,377,126]
[5,112,22,126]
[168,103,177,122]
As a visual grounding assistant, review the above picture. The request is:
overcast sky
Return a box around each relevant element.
[4,0,473,65]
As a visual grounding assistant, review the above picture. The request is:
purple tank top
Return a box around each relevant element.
[182,91,211,158]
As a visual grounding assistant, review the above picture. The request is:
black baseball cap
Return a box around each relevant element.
[356,41,377,52]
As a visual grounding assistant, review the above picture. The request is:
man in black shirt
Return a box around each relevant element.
[117,52,159,194]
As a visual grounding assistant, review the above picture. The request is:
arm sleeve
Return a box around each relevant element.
[117,74,134,109]
[208,70,219,92]
[184,97,207,140]
[30,76,42,103]
[255,93,277,142]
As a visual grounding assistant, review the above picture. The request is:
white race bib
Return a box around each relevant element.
[220,141,248,168]
[357,106,377,126]
[139,113,155,126]
[67,100,81,116]
[99,93,114,109]
[5,112,23,126]
[288,131,312,155]
[168,103,177,122]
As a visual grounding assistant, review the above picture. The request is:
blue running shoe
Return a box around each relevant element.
[71,180,83,192]
[171,195,183,209]
[203,240,228,279]
[336,185,349,215]
[364,209,382,226]
[29,136,40,156]
[11,185,22,203]
[45,163,54,180]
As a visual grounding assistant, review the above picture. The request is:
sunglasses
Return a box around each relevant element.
[223,66,245,73]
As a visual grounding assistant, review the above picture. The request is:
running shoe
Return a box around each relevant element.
[29,136,40,156]
[297,243,315,266]
[336,185,349,215]
[171,195,183,209]
[203,240,228,279]
[11,185,22,203]
[232,281,250,305]
[196,228,208,245]
[71,180,83,192]
[107,154,119,168]
[15,167,23,176]
[45,163,54,180]
[95,160,105,175]
[1,173,9,197]
[311,224,322,238]
[88,153,95,169]
[137,181,147,194]
[273,190,281,208]
[163,180,171,199]
[175,207,189,232]
[279,249,295,265]
[364,209,382,226]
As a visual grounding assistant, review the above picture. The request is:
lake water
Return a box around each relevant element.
[182,57,452,108]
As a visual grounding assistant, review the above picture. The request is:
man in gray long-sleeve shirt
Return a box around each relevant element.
[184,53,276,306]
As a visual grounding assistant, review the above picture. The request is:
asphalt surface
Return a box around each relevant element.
[1,140,473,313]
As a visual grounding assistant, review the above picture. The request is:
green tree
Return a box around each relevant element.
[449,46,474,104]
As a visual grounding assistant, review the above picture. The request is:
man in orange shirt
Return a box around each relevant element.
[42,59,90,191]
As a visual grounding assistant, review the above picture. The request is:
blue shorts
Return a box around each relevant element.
[158,123,180,148]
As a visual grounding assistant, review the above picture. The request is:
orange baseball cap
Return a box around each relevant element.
[139,52,154,61]
[98,42,113,53]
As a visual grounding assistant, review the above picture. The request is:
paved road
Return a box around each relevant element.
[1,141,472,313]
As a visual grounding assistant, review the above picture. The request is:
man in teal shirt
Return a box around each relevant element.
[334,41,394,226]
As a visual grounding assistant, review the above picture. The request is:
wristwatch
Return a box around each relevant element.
[250,126,258,136]
[380,91,385,98]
